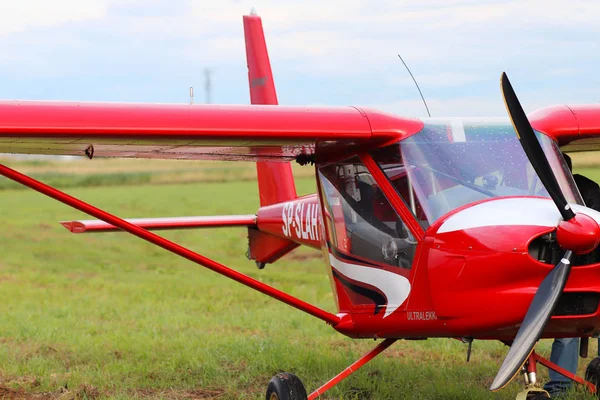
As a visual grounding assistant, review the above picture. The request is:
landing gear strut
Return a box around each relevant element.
[516,353,550,399]
[514,348,599,399]
[266,338,397,400]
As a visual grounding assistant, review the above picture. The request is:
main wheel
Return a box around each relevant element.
[585,356,600,395]
[266,372,308,400]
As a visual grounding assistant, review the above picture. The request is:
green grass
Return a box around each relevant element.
[0,164,597,399]
[0,157,315,191]
[575,167,600,184]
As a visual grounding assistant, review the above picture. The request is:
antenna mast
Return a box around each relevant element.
[397,55,431,117]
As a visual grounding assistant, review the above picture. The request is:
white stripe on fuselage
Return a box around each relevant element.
[437,197,600,233]
[329,253,411,318]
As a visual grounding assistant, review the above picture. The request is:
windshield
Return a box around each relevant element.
[371,118,582,224]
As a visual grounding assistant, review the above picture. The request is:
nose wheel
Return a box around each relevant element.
[517,390,550,400]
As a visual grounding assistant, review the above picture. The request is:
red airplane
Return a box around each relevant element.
[1,12,600,400]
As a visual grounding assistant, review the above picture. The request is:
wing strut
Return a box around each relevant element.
[0,163,342,327]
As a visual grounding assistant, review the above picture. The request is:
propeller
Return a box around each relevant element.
[490,251,572,390]
[490,73,580,391]
[500,73,575,222]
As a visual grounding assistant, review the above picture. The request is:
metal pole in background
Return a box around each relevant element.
[204,68,212,104]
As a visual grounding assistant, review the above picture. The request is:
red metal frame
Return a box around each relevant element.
[308,338,397,399]
[0,163,341,327]
[360,152,425,241]
[526,352,536,375]
[533,351,596,393]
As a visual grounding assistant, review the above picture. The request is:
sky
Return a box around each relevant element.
[0,0,598,117]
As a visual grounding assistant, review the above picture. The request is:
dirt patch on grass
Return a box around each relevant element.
[132,388,224,399]
[0,340,82,372]
[56,385,101,400]
[3,376,40,390]
[0,386,54,399]
[0,380,104,400]
[0,275,15,282]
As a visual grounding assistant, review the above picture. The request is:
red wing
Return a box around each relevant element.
[0,101,423,160]
[530,104,600,150]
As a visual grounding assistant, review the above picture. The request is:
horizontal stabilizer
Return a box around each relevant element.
[60,215,256,233]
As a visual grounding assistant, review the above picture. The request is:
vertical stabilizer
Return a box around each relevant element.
[243,13,297,206]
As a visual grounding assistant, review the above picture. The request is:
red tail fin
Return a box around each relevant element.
[243,13,297,206]
[243,12,299,267]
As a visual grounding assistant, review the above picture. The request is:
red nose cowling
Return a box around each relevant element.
[556,213,600,255]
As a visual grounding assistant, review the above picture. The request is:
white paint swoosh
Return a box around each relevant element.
[329,253,411,318]
[437,198,600,234]
[438,198,559,233]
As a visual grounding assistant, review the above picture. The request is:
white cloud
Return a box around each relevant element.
[546,68,580,77]
[0,0,128,36]
[0,0,597,109]
[367,86,600,119]
[388,72,486,87]
[366,97,506,118]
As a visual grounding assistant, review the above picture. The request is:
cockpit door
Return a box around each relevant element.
[317,155,421,317]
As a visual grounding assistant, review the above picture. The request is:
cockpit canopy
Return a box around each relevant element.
[373,118,583,224]
[318,118,582,271]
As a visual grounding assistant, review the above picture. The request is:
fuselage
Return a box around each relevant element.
[254,118,600,341]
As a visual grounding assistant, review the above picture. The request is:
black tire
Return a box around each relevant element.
[265,372,308,400]
[585,356,600,395]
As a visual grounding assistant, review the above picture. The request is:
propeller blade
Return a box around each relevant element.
[490,250,573,391]
[501,72,575,222]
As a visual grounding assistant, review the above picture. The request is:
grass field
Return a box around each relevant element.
[0,157,598,399]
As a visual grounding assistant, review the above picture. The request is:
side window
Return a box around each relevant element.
[370,145,429,229]
[318,157,416,269]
